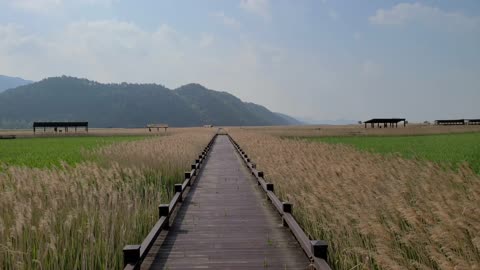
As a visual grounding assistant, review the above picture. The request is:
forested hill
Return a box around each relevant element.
[0,75,33,93]
[0,76,295,128]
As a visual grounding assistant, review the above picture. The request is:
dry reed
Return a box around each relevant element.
[0,129,213,269]
[229,130,480,270]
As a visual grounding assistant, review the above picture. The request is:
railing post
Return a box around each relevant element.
[311,240,328,261]
[185,171,191,186]
[123,244,141,267]
[159,204,169,229]
[175,184,183,202]
[191,164,196,175]
[258,171,264,178]
[282,202,292,227]
[266,183,274,192]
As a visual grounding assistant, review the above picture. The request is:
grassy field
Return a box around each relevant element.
[0,136,146,168]
[311,132,480,173]
[230,129,480,270]
[0,129,214,269]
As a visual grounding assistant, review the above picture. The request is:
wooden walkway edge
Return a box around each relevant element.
[141,135,311,269]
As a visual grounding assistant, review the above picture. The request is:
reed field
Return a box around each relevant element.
[0,129,214,269]
[229,129,480,270]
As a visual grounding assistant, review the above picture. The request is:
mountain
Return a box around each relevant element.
[274,112,303,125]
[0,75,33,93]
[0,76,292,128]
[294,116,358,125]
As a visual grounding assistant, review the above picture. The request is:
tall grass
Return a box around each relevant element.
[230,130,480,270]
[0,130,213,269]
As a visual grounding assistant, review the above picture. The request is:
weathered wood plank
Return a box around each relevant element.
[141,135,309,269]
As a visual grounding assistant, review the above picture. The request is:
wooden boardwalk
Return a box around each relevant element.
[142,135,310,269]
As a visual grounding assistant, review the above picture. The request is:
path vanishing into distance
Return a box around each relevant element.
[141,135,310,269]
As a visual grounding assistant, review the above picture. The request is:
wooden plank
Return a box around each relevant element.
[142,135,309,269]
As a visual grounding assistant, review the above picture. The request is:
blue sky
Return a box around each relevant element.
[0,0,479,122]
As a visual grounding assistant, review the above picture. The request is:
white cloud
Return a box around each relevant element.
[5,0,116,13]
[9,0,63,13]
[211,12,241,27]
[369,3,479,31]
[0,20,195,82]
[240,0,270,20]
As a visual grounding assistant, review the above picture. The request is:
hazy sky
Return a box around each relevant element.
[0,0,479,121]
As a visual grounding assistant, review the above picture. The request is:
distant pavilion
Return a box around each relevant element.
[33,121,88,133]
[363,118,406,128]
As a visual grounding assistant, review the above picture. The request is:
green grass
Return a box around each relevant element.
[0,136,146,168]
[309,132,480,173]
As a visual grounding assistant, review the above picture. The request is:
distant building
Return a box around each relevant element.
[147,124,168,132]
[363,118,406,128]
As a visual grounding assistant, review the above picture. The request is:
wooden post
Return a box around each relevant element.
[282,202,292,214]
[311,240,328,261]
[191,164,196,175]
[159,204,169,228]
[123,245,141,267]
[282,202,292,226]
[266,183,274,192]
[175,184,183,202]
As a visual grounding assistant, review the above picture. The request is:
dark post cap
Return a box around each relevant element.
[185,171,191,179]
[191,164,196,170]
[311,240,328,260]
[266,183,274,192]
[258,171,264,178]
[159,204,169,217]
[282,202,292,213]
[174,184,183,193]
[123,244,141,266]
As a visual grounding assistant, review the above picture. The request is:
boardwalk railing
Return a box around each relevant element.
[227,135,333,270]
[122,134,218,270]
